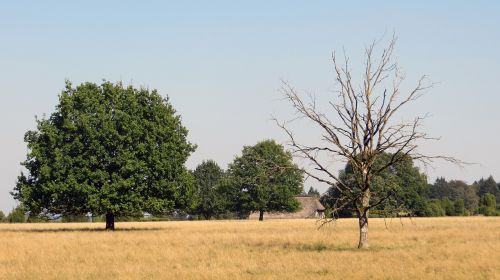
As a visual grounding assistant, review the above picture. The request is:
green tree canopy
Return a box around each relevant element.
[12,81,196,229]
[228,140,303,221]
[479,193,498,216]
[7,205,26,223]
[192,160,227,219]
[322,153,428,217]
[429,177,461,200]
[477,176,498,197]
[428,178,479,214]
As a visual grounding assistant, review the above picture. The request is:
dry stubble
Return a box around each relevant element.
[0,217,499,279]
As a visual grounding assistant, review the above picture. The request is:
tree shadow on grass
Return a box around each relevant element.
[0,227,165,233]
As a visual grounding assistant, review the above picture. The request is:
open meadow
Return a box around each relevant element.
[0,217,499,279]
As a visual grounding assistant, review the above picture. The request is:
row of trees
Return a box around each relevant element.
[0,207,26,223]
[191,149,500,219]
[10,36,489,249]
[424,176,499,216]
[320,160,499,218]
[11,83,305,225]
[191,140,303,221]
[9,81,303,227]
[7,152,498,224]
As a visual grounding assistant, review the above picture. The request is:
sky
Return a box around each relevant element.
[1,1,499,213]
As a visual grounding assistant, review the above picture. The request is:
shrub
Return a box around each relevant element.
[8,206,26,223]
[424,200,445,217]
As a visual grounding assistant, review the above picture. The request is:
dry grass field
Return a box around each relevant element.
[0,217,499,280]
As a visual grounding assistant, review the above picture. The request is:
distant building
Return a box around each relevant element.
[249,195,325,219]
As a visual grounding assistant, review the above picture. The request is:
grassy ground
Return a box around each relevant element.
[0,217,499,279]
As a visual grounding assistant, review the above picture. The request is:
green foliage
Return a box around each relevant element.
[307,187,320,198]
[192,160,229,219]
[440,198,455,216]
[424,200,445,217]
[462,183,480,213]
[481,193,497,208]
[453,199,465,216]
[477,176,498,198]
[0,211,5,222]
[498,182,500,202]
[8,205,26,223]
[429,178,480,215]
[423,198,465,216]
[322,153,428,217]
[429,178,462,200]
[12,81,196,218]
[479,193,499,216]
[227,140,303,218]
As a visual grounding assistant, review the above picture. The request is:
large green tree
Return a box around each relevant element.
[192,160,227,219]
[228,140,303,221]
[12,81,196,229]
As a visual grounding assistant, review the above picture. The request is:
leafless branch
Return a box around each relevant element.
[276,34,465,230]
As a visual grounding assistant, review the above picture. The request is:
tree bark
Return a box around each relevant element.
[259,210,264,221]
[358,188,370,249]
[358,210,369,249]
[105,213,115,230]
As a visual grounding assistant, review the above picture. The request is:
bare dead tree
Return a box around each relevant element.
[275,35,461,249]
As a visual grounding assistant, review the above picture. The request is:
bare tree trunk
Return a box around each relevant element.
[358,188,370,249]
[358,210,369,249]
[259,210,264,221]
[275,35,463,249]
[105,213,115,230]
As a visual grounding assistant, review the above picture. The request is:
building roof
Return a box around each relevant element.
[295,195,325,211]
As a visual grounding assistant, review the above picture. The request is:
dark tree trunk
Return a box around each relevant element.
[105,213,115,230]
[259,210,264,221]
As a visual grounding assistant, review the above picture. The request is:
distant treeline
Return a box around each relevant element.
[320,176,500,218]
[424,177,499,216]
[3,174,499,223]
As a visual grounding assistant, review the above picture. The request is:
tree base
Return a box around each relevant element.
[105,213,115,230]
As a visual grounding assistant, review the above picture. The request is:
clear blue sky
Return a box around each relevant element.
[1,1,499,213]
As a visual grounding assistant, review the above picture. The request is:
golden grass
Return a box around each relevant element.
[0,217,499,279]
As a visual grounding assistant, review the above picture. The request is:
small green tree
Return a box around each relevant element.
[228,140,303,221]
[462,183,479,214]
[192,160,227,219]
[12,81,196,230]
[8,205,26,223]
[453,199,465,216]
[479,193,498,216]
[424,200,445,217]
[0,211,5,222]
[441,198,455,216]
